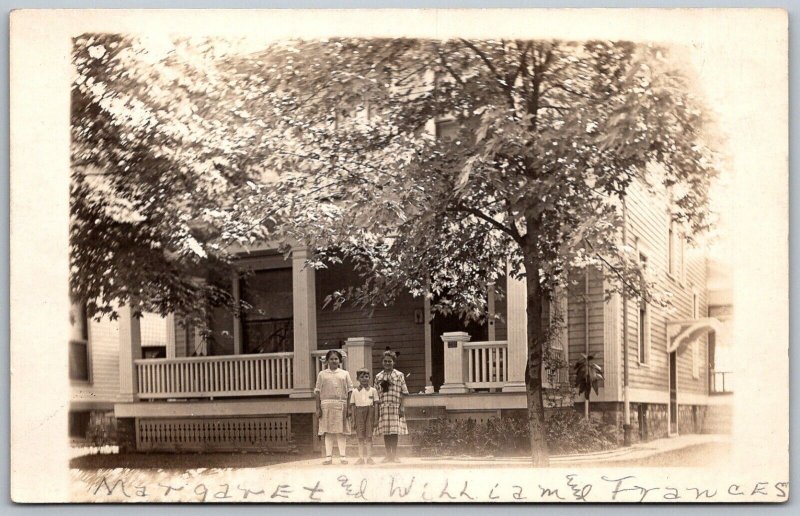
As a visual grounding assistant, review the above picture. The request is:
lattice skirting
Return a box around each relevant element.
[136,416,291,452]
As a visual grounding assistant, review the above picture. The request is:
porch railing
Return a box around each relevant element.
[135,352,294,399]
[710,370,733,394]
[464,341,508,389]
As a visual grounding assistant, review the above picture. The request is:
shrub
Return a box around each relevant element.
[85,411,118,447]
[412,410,618,457]
[544,409,618,455]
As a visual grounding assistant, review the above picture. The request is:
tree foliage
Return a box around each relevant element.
[221,39,719,466]
[71,36,720,465]
[70,34,269,321]
[222,39,718,314]
[575,354,604,400]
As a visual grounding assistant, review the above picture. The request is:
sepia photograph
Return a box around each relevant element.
[9,8,789,503]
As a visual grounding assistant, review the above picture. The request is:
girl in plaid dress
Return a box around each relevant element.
[374,350,408,463]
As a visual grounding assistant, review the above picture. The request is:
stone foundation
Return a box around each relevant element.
[573,402,689,444]
[678,404,708,434]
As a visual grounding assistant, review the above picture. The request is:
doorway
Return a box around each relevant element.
[669,351,678,434]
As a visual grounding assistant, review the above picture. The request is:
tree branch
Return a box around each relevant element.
[584,240,645,298]
[436,49,466,87]
[447,202,523,244]
[459,39,517,110]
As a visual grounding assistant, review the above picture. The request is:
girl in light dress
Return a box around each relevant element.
[314,349,353,465]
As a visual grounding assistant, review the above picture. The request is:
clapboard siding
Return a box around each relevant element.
[623,180,708,396]
[316,264,427,394]
[567,267,606,385]
[71,317,120,405]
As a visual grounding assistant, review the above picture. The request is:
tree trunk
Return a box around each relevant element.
[523,257,550,467]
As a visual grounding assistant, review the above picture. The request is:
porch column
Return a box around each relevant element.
[344,337,374,384]
[165,313,176,359]
[503,268,528,393]
[290,248,318,398]
[423,296,433,389]
[118,304,142,402]
[232,271,242,355]
[439,331,469,394]
[487,285,497,341]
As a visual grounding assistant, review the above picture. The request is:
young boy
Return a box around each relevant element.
[350,368,379,464]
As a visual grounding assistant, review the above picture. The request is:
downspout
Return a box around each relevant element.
[622,197,632,446]
[584,269,590,419]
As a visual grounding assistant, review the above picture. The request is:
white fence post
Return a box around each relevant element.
[344,337,374,384]
[439,331,470,394]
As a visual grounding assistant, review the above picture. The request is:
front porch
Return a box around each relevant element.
[111,249,569,452]
[115,336,539,452]
[127,337,526,402]
[115,249,540,404]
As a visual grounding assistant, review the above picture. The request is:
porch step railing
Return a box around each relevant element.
[135,352,294,399]
[464,341,508,389]
[710,370,733,394]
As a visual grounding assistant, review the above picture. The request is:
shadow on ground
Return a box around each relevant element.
[70,452,316,471]
[70,442,732,470]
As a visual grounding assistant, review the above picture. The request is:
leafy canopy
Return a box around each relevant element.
[71,36,719,323]
[225,38,719,316]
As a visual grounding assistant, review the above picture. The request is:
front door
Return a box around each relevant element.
[430,312,488,392]
[669,351,678,434]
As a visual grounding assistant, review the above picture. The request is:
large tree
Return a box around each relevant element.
[72,36,719,465]
[70,34,267,323]
[222,39,719,466]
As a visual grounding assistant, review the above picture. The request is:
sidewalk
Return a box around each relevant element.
[271,433,731,469]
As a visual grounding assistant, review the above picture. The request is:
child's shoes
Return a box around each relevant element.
[366,457,375,465]
[355,458,365,465]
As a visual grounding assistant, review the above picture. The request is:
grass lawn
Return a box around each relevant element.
[70,451,317,471]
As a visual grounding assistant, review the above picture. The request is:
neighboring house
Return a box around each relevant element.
[702,257,734,433]
[69,181,731,451]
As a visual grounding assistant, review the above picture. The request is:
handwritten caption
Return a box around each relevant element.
[82,473,789,503]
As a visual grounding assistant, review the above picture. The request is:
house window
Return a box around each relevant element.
[668,217,687,283]
[638,302,649,364]
[141,312,169,359]
[69,302,90,382]
[241,269,294,354]
[668,223,674,276]
[637,251,650,365]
